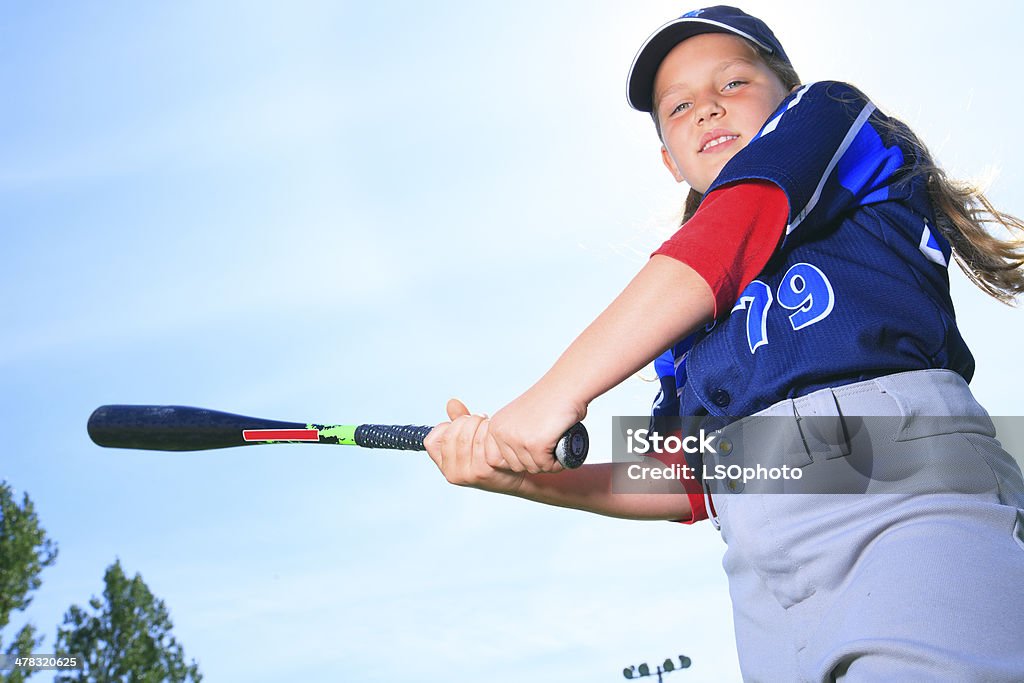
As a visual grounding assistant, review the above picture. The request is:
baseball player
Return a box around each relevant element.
[425,6,1024,680]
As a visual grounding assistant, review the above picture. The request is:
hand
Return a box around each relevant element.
[487,384,586,474]
[423,399,526,495]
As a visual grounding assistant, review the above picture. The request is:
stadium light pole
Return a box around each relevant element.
[623,655,692,681]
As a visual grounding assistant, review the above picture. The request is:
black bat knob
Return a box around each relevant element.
[555,422,588,469]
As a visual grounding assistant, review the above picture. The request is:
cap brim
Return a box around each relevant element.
[627,18,775,113]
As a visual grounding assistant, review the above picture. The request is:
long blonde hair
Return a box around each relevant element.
[920,158,1024,305]
[668,51,1024,305]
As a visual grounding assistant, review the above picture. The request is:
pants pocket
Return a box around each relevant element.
[1014,510,1024,553]
[719,495,817,610]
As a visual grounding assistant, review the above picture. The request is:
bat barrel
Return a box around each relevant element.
[88,405,303,451]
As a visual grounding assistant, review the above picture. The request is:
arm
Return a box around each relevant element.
[425,181,788,513]
[545,254,713,407]
[514,464,693,521]
[424,399,694,521]
[485,255,714,472]
[488,181,788,472]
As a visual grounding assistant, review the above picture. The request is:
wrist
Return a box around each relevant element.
[530,374,589,422]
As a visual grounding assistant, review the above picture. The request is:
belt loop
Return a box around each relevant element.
[794,389,851,460]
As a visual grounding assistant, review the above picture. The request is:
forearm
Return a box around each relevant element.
[536,255,714,409]
[483,255,713,474]
[508,463,694,521]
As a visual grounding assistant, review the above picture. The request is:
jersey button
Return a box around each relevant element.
[710,389,731,408]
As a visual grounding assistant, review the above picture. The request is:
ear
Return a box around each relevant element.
[661,146,685,183]
[790,83,802,93]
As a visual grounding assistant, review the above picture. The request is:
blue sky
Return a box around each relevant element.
[4,1,1024,681]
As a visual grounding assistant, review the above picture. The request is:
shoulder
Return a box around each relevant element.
[773,81,875,122]
[708,81,899,227]
[748,80,879,149]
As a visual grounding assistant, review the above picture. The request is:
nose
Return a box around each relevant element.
[694,97,724,125]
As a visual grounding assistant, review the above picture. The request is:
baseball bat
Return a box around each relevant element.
[87,405,589,469]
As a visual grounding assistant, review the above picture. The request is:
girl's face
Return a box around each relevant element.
[654,33,792,195]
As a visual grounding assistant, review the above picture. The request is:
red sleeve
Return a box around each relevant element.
[645,440,715,525]
[652,180,789,317]
[678,476,711,525]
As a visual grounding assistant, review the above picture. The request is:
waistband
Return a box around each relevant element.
[701,369,993,528]
[758,369,983,417]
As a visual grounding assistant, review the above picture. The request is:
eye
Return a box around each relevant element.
[670,101,692,116]
[723,80,747,91]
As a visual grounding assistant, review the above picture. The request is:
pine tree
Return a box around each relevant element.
[0,481,59,683]
[55,560,201,683]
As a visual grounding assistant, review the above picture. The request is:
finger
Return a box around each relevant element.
[424,422,450,467]
[446,398,471,421]
[501,429,542,474]
[452,414,485,473]
[481,423,509,470]
[514,443,543,475]
[436,415,483,484]
[528,440,564,474]
[495,440,526,473]
[471,417,490,475]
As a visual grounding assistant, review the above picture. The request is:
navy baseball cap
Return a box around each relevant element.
[627,6,791,113]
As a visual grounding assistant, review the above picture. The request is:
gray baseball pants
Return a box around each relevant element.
[705,370,1024,682]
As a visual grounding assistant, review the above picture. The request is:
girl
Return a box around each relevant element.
[424,6,1024,681]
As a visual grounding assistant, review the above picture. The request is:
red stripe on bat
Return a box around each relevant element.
[243,429,320,442]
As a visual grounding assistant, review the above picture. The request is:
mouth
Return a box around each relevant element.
[699,134,739,154]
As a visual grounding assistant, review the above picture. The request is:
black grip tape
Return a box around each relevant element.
[351,421,589,469]
[354,424,433,451]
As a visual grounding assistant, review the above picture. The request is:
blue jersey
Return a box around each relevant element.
[653,81,974,418]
